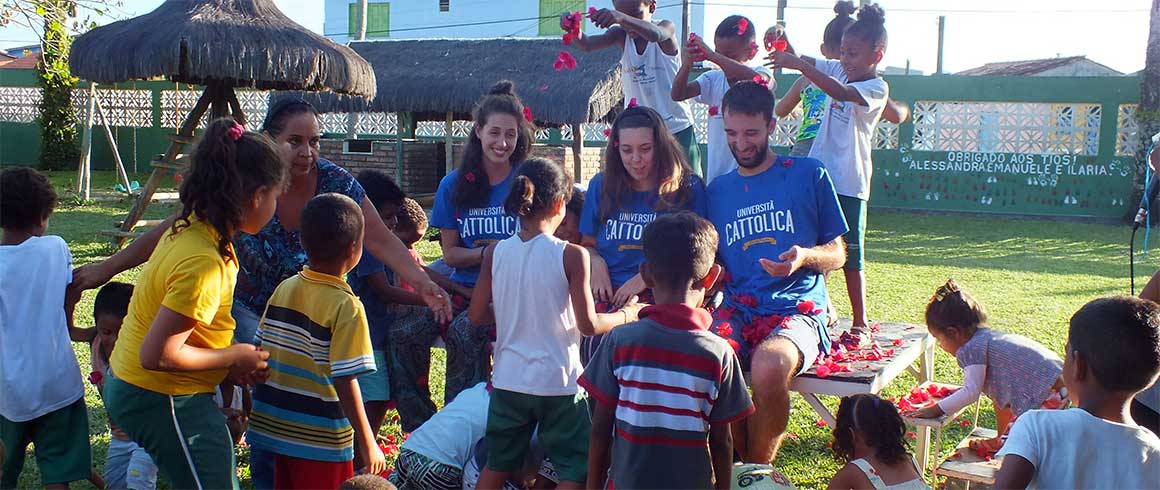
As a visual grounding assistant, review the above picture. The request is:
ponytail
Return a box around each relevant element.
[175,117,288,259]
[823,1,856,50]
[845,3,887,50]
[502,158,571,219]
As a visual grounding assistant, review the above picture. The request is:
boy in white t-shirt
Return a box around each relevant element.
[769,5,890,342]
[0,167,95,489]
[565,0,701,176]
[672,14,773,185]
[995,296,1160,489]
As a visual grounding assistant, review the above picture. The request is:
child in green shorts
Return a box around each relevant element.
[469,159,642,488]
[0,167,98,489]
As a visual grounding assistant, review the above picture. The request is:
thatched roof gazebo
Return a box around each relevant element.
[281,38,622,177]
[69,0,376,245]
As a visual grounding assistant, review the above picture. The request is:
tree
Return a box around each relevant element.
[1,1,123,170]
[1137,0,1160,216]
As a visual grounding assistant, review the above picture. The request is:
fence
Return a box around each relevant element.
[0,68,1141,218]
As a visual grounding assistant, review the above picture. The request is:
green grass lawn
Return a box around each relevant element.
[11,170,1160,489]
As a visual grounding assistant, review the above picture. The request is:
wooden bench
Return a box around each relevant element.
[784,319,939,468]
[936,427,1002,490]
[901,381,979,479]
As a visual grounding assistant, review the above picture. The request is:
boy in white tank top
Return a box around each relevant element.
[469,159,642,489]
[563,1,702,177]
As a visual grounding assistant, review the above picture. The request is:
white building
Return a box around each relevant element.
[322,1,758,45]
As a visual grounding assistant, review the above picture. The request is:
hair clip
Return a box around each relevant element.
[226,122,244,141]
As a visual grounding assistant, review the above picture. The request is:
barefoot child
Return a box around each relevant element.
[102,118,284,489]
[248,193,386,488]
[672,15,772,183]
[0,167,97,489]
[581,212,753,490]
[907,280,1065,456]
[995,296,1160,489]
[769,3,891,340]
[469,158,642,488]
[566,0,700,176]
[828,394,927,490]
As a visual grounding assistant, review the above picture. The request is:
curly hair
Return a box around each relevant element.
[844,3,887,51]
[455,80,535,209]
[503,158,572,219]
[0,167,57,231]
[396,197,429,236]
[174,118,288,260]
[832,394,910,465]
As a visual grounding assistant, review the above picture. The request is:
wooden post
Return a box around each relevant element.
[571,123,584,183]
[680,0,691,45]
[936,16,946,75]
[94,98,133,195]
[77,82,96,200]
[225,87,247,127]
[445,112,455,174]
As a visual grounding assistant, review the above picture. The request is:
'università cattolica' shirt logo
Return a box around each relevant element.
[457,205,517,243]
[723,199,796,251]
[603,211,656,250]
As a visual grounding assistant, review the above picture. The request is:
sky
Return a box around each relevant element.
[0,0,1150,75]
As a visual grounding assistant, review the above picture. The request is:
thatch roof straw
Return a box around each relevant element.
[282,38,622,125]
[70,0,376,97]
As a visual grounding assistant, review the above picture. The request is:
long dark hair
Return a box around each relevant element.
[261,97,319,137]
[174,118,288,260]
[832,394,910,465]
[454,81,534,209]
[600,106,694,220]
[503,158,572,219]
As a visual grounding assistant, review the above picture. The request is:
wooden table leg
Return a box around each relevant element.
[801,393,836,427]
[915,344,935,474]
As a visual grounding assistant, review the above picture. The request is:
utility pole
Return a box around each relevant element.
[681,0,691,44]
[936,15,946,75]
[347,0,368,140]
[777,0,786,26]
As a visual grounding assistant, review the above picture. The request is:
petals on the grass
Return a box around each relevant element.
[815,419,827,427]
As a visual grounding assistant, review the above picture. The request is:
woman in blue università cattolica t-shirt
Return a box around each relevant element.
[579,106,708,362]
[425,81,533,405]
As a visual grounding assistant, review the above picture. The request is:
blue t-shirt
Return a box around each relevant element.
[707,156,848,349]
[347,252,396,348]
[580,173,708,288]
[430,169,519,287]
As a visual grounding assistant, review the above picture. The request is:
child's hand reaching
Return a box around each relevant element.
[588,8,621,29]
[766,50,807,72]
[905,404,945,419]
[685,33,710,63]
[358,437,387,476]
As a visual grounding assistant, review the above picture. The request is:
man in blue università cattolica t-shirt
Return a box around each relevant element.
[706,81,850,464]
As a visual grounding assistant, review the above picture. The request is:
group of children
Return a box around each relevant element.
[2,1,1160,490]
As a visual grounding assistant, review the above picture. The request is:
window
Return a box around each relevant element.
[439,0,450,12]
[349,2,390,39]
[538,0,586,36]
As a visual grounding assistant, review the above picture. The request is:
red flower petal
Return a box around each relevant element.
[892,338,903,346]
[88,370,103,386]
[960,419,971,428]
[716,322,734,338]
[773,39,788,52]
[716,307,734,321]
[554,59,565,71]
[708,105,719,116]
[465,171,476,183]
[737,18,749,35]
[627,97,638,108]
[602,128,611,137]
[816,363,831,378]
[588,6,598,17]
[796,300,816,315]
[815,419,827,427]
[523,107,534,122]
[726,338,741,355]
[927,384,940,396]
[385,434,396,444]
[752,74,767,86]
[562,32,575,45]
[870,322,882,333]
[906,431,917,439]
[786,431,799,440]
[782,158,793,167]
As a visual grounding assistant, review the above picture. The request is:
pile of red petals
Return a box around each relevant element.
[896,384,958,411]
[561,11,584,45]
[714,322,741,355]
[796,300,823,316]
[554,51,578,71]
[771,39,789,52]
[926,384,956,398]
[814,355,851,378]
